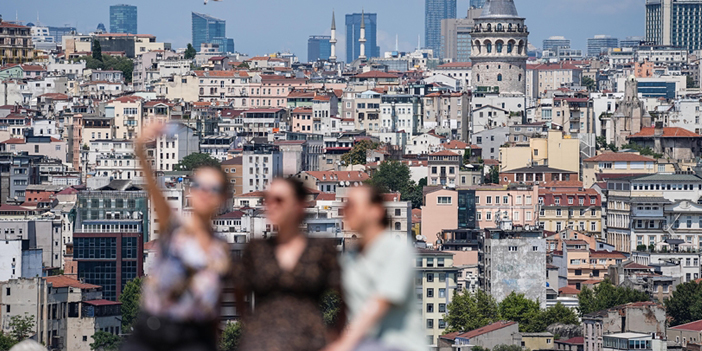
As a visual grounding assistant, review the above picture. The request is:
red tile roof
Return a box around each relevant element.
[624,262,653,270]
[239,191,266,198]
[452,321,518,339]
[531,63,582,71]
[315,193,336,201]
[57,187,79,195]
[412,208,422,224]
[671,320,702,331]
[215,211,245,219]
[589,250,627,259]
[109,95,143,104]
[559,285,581,295]
[437,62,472,68]
[194,70,249,78]
[583,152,655,162]
[629,127,701,138]
[0,22,29,29]
[1,138,25,144]
[558,337,584,345]
[429,150,460,157]
[45,275,100,289]
[39,93,70,100]
[443,140,469,149]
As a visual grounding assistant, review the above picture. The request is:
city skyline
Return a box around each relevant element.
[2,0,645,59]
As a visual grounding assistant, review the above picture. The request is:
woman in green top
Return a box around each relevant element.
[323,186,425,351]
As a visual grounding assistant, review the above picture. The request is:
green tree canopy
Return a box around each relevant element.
[175,153,222,171]
[72,54,134,82]
[219,322,242,351]
[119,277,143,332]
[665,281,702,326]
[340,140,378,166]
[577,279,650,316]
[8,315,35,343]
[582,76,597,92]
[92,39,102,61]
[184,44,197,60]
[445,289,500,333]
[498,292,541,332]
[90,331,121,351]
[368,161,424,208]
[541,302,580,327]
[493,345,524,351]
[0,332,16,350]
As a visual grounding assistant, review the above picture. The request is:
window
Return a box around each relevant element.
[486,196,492,204]
[427,258,434,267]
[438,258,445,267]
[426,319,434,329]
[437,196,452,204]
[427,273,434,282]
[509,246,518,252]
[439,288,446,298]
[395,209,401,216]
[439,303,446,313]
[427,289,434,298]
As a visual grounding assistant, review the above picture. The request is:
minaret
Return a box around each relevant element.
[359,9,367,61]
[329,11,337,62]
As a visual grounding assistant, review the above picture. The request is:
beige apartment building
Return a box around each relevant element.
[105,95,144,140]
[499,130,580,174]
[582,152,658,188]
[416,250,459,347]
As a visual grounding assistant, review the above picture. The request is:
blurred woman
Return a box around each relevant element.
[123,123,231,351]
[234,177,344,351]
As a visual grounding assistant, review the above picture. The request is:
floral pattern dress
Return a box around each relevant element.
[141,226,231,322]
[233,237,341,351]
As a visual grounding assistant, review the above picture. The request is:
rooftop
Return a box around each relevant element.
[584,152,655,163]
[629,127,701,139]
[670,319,702,332]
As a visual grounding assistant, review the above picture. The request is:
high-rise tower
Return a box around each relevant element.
[470,0,528,95]
[425,0,457,57]
[110,4,137,34]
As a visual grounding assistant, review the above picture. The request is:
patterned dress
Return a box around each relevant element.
[141,225,231,322]
[233,237,341,351]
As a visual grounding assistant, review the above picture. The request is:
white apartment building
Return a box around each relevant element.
[242,144,283,193]
[155,125,200,172]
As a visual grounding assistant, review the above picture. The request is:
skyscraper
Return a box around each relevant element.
[109,4,137,34]
[308,35,332,62]
[542,36,571,51]
[646,0,702,51]
[426,0,457,58]
[470,0,487,8]
[441,7,483,62]
[346,12,379,62]
[192,12,234,53]
[587,35,618,57]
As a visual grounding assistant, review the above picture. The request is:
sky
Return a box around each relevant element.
[1,0,646,61]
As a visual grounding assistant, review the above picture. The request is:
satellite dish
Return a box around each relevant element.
[345,181,350,186]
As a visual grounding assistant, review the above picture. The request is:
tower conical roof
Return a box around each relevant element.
[480,0,521,18]
[331,11,336,30]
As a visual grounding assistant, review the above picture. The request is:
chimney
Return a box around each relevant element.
[654,121,664,137]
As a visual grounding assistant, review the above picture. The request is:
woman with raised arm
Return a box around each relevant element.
[233,177,345,351]
[123,122,231,351]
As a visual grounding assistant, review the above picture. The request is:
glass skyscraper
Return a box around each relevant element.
[308,35,332,62]
[346,13,379,63]
[192,12,234,53]
[587,35,619,57]
[543,36,571,51]
[426,0,457,57]
[646,0,702,51]
[109,4,137,34]
[470,0,486,8]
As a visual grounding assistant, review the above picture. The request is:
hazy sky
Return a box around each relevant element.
[2,0,645,61]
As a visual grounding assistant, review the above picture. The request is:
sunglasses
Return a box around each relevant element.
[191,181,223,195]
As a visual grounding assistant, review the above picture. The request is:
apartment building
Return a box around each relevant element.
[416,250,459,346]
[538,188,602,237]
[475,184,539,230]
[582,153,657,189]
[427,150,461,187]
[242,144,283,193]
[499,130,580,174]
[421,188,477,241]
[155,125,200,172]
[0,20,34,64]
[106,95,143,140]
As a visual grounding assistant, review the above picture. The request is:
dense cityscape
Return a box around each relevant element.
[1,0,702,350]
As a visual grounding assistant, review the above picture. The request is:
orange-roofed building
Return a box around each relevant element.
[0,21,34,64]
[627,125,702,162]
[295,170,369,193]
[538,187,602,237]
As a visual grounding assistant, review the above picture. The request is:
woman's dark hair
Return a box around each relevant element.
[194,165,230,196]
[278,177,309,203]
[367,185,390,227]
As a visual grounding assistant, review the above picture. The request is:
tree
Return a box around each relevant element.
[219,322,242,351]
[493,345,524,351]
[184,44,197,60]
[368,161,424,208]
[577,280,650,316]
[175,153,222,171]
[321,290,341,326]
[90,331,121,351]
[0,332,16,351]
[92,39,102,61]
[582,76,597,92]
[498,292,541,332]
[341,140,378,166]
[636,244,647,252]
[119,277,143,332]
[665,281,702,326]
[463,149,472,164]
[487,166,500,184]
[102,55,135,82]
[8,315,35,342]
[541,303,580,327]
[471,347,489,351]
[445,290,499,333]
